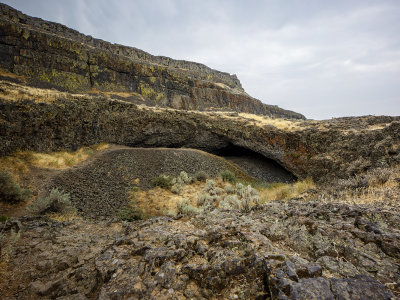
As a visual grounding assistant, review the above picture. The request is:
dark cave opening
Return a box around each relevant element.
[212,143,297,183]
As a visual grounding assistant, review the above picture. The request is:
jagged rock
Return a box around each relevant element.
[1,84,399,182]
[331,275,395,300]
[1,200,398,299]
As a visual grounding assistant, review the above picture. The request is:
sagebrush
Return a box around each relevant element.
[28,188,74,215]
[0,171,30,203]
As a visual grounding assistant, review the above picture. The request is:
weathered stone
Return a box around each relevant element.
[288,277,334,300]
[331,275,395,300]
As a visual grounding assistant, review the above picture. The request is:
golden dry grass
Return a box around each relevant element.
[89,89,145,100]
[317,166,400,206]
[0,81,66,103]
[259,177,315,202]
[0,143,109,177]
[133,181,207,216]
[47,211,82,222]
[237,113,302,131]
[192,110,305,131]
[0,69,26,82]
[132,176,317,217]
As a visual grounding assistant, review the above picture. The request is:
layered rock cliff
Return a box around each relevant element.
[0,3,304,119]
[1,81,399,183]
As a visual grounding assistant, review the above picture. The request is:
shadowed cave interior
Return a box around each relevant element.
[211,143,297,183]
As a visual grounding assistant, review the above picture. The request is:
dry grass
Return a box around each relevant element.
[192,110,305,131]
[237,113,302,131]
[89,89,145,100]
[0,143,109,176]
[134,181,207,216]
[47,211,82,222]
[134,177,317,216]
[259,177,315,202]
[0,81,66,103]
[319,166,400,206]
[0,69,26,82]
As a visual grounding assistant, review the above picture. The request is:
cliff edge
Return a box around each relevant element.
[0,3,305,119]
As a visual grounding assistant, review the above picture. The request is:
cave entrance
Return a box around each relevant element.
[212,143,296,183]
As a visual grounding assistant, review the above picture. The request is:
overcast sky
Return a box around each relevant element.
[3,0,400,119]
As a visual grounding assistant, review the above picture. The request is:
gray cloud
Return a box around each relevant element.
[3,0,400,119]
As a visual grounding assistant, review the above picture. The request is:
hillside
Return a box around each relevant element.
[0,3,304,119]
[0,3,399,300]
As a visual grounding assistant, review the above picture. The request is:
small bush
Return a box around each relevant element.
[194,171,208,182]
[178,171,193,184]
[197,192,218,208]
[119,205,144,222]
[0,215,9,222]
[177,198,201,216]
[153,175,172,189]
[221,170,236,183]
[28,188,74,215]
[0,171,30,203]
[171,183,183,194]
[240,185,261,211]
[203,179,218,195]
[224,184,236,194]
[219,195,240,210]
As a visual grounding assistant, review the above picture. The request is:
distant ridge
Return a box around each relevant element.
[0,3,305,119]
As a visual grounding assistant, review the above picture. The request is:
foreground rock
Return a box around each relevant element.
[1,199,398,299]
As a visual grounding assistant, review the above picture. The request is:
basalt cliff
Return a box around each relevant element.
[0,4,400,300]
[0,3,304,119]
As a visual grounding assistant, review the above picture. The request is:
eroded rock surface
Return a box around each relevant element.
[1,85,399,182]
[0,3,304,119]
[1,199,398,299]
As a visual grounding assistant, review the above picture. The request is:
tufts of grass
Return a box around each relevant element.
[177,198,201,216]
[153,175,173,189]
[0,215,9,222]
[320,166,400,206]
[259,177,315,201]
[120,186,146,221]
[194,171,209,182]
[0,143,109,174]
[119,204,145,222]
[220,170,236,183]
[0,171,30,203]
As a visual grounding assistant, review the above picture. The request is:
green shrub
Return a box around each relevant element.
[171,183,183,194]
[177,198,201,216]
[221,170,236,183]
[0,171,30,203]
[153,175,172,189]
[203,179,218,195]
[197,192,218,208]
[194,171,208,182]
[0,215,9,222]
[177,171,193,184]
[28,188,74,215]
[224,184,236,194]
[218,195,240,210]
[119,205,144,222]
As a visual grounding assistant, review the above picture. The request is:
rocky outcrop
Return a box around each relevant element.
[1,82,399,182]
[1,199,398,298]
[0,3,305,119]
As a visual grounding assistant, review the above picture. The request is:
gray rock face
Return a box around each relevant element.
[1,199,398,299]
[1,89,399,182]
[0,3,305,119]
